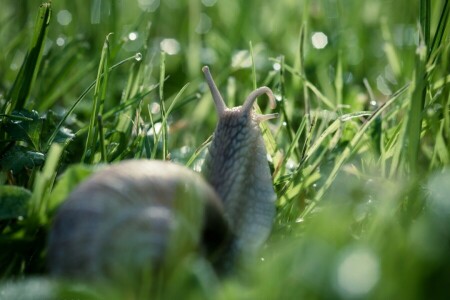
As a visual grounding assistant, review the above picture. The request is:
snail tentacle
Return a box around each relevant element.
[202,66,227,117]
[241,86,276,115]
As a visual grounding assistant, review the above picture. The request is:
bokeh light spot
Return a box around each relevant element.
[160,39,180,55]
[57,10,72,26]
[138,0,160,12]
[196,13,212,34]
[128,32,138,41]
[312,32,328,49]
[202,0,217,7]
[56,37,66,47]
[336,247,380,298]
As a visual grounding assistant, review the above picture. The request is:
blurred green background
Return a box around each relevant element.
[0,0,423,112]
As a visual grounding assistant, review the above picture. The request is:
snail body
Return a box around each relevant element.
[48,66,277,281]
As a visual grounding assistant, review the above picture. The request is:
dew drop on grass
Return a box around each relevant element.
[128,32,138,41]
[135,52,143,61]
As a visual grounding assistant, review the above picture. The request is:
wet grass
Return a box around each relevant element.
[1,0,449,299]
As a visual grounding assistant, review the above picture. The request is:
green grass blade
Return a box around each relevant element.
[159,51,168,160]
[82,34,112,163]
[429,1,449,63]
[97,115,107,163]
[151,83,190,159]
[5,2,51,113]
[301,84,409,218]
[406,18,428,174]
[250,41,257,90]
[44,53,140,151]
[27,143,63,225]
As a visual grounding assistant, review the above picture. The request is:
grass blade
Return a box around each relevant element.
[82,34,112,163]
[301,84,409,218]
[5,2,51,113]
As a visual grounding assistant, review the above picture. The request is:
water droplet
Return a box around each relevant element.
[128,32,138,41]
[273,62,281,71]
[286,159,297,171]
[134,52,143,61]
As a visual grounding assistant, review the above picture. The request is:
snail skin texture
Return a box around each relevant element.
[48,66,277,282]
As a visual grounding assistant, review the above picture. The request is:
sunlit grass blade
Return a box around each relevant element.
[159,51,168,159]
[429,1,449,58]
[282,63,335,110]
[249,42,278,156]
[335,51,343,106]
[151,83,190,159]
[406,22,428,174]
[4,2,51,114]
[82,34,112,163]
[27,143,63,225]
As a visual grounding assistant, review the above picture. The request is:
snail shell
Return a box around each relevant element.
[48,161,231,279]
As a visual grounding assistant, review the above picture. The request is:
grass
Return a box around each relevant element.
[0,0,449,299]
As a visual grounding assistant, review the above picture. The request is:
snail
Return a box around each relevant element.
[47,66,277,283]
